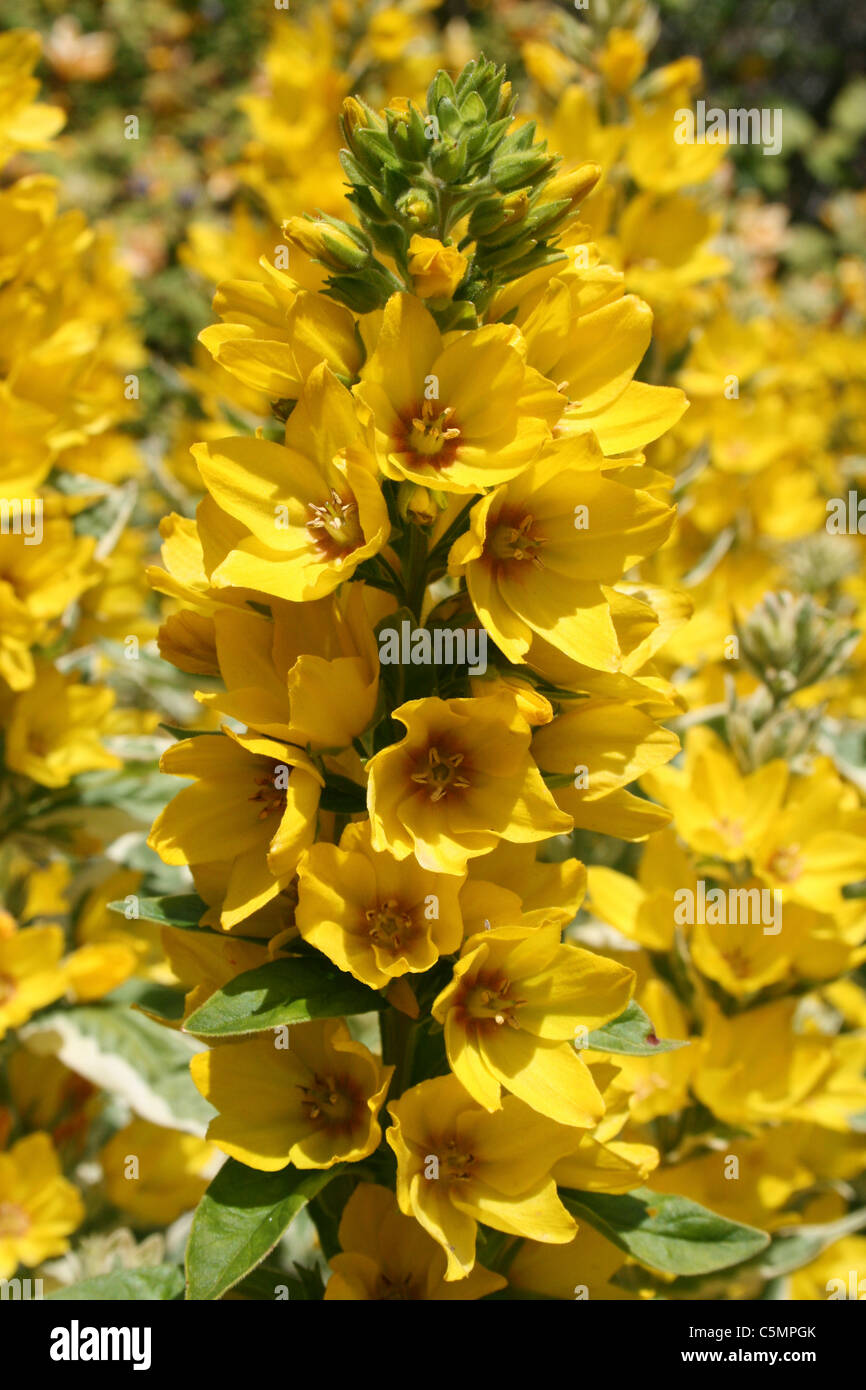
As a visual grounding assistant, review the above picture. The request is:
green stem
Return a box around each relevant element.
[402,524,430,622]
[380,1005,415,1099]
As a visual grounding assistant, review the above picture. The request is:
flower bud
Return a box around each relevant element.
[598,29,647,95]
[541,162,601,209]
[407,235,469,299]
[397,483,439,527]
[490,147,556,192]
[430,134,468,180]
[282,216,371,271]
[397,187,436,230]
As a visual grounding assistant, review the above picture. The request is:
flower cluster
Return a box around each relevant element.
[142,48,806,1301]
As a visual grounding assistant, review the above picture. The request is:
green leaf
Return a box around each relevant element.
[561,1187,769,1276]
[46,1266,184,1301]
[757,1207,866,1278]
[586,1001,690,1056]
[108,978,187,1025]
[186,1160,341,1300]
[184,955,385,1039]
[21,1003,213,1132]
[109,893,208,928]
[159,724,221,740]
[318,773,367,814]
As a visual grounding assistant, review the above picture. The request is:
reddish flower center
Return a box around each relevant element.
[486,511,546,570]
[459,970,524,1032]
[365,898,415,953]
[298,1072,362,1133]
[306,488,363,559]
[248,770,288,820]
[410,746,470,803]
[396,399,462,471]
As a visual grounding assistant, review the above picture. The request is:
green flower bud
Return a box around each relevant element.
[283,216,371,272]
[490,147,556,191]
[430,133,468,181]
[396,186,437,230]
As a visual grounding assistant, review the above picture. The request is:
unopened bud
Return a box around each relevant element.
[282,216,371,271]
[541,161,601,209]
[398,482,441,527]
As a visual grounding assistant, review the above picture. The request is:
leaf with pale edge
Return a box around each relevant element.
[46,1266,184,1301]
[184,956,385,1038]
[562,1186,769,1276]
[186,1160,341,1300]
[586,1001,689,1056]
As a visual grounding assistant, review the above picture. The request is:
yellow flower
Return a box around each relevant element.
[598,28,647,95]
[0,518,97,692]
[100,1121,215,1226]
[464,841,586,931]
[0,925,67,1038]
[642,727,789,864]
[626,85,726,194]
[407,235,469,300]
[509,1223,635,1300]
[325,1182,505,1300]
[193,365,389,601]
[790,1234,866,1301]
[296,820,463,988]
[191,1020,392,1172]
[0,32,65,165]
[354,293,561,494]
[4,665,121,788]
[587,828,696,952]
[199,266,361,402]
[196,583,382,753]
[75,868,174,986]
[63,943,138,1003]
[750,759,866,915]
[148,729,323,929]
[367,693,572,875]
[532,699,679,840]
[161,926,273,1020]
[449,432,674,669]
[0,1132,83,1278]
[693,1001,832,1128]
[432,923,634,1125]
[387,1073,579,1280]
[492,259,687,455]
